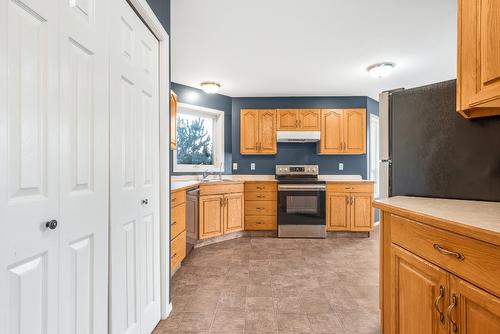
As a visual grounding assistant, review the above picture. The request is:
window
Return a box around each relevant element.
[174,103,224,173]
[369,114,380,198]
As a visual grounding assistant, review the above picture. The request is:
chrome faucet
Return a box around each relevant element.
[202,168,211,181]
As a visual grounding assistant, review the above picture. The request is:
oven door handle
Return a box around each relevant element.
[278,184,326,191]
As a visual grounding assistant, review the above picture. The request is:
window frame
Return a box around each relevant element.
[369,114,380,198]
[173,102,225,173]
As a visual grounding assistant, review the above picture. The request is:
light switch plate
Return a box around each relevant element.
[233,162,238,170]
[250,162,255,171]
[339,163,344,171]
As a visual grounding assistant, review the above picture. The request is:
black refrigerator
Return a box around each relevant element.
[379,80,500,202]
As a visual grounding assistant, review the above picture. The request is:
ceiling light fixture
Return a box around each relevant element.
[367,62,395,78]
[200,81,221,94]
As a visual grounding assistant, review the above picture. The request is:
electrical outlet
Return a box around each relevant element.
[250,162,255,171]
[339,163,344,171]
[232,162,238,170]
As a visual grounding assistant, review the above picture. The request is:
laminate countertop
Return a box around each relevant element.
[373,196,500,246]
[171,175,371,191]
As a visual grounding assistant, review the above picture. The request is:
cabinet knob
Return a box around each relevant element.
[45,220,58,230]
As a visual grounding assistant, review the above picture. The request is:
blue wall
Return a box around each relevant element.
[232,97,377,177]
[171,83,380,179]
[171,83,233,175]
[146,0,170,34]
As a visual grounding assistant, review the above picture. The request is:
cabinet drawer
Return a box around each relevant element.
[199,183,244,196]
[171,231,186,272]
[171,190,186,207]
[391,214,500,297]
[327,182,373,193]
[245,182,277,192]
[245,216,277,230]
[171,203,186,240]
[245,191,277,201]
[245,201,277,216]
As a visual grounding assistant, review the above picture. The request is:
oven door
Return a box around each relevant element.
[277,184,326,226]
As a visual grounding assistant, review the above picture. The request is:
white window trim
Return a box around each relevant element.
[369,114,380,198]
[173,102,225,173]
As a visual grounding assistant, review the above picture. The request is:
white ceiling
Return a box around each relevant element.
[171,0,457,100]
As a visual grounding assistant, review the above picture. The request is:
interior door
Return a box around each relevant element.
[350,194,373,231]
[344,109,366,154]
[391,245,449,334]
[58,0,109,333]
[224,193,244,233]
[259,109,277,154]
[109,0,161,333]
[320,109,343,153]
[327,194,349,231]
[0,1,60,333]
[240,109,259,154]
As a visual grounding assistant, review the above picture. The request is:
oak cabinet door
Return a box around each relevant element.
[350,193,373,231]
[299,109,321,130]
[170,91,177,150]
[259,109,277,154]
[391,245,449,334]
[199,195,224,239]
[343,109,366,154]
[240,109,259,154]
[224,193,244,233]
[457,0,500,118]
[449,275,500,334]
[320,109,343,154]
[327,194,350,231]
[277,109,299,130]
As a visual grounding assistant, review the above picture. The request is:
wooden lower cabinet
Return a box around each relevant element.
[199,192,244,239]
[391,245,449,334]
[244,182,277,231]
[171,231,186,272]
[326,182,374,232]
[171,189,187,273]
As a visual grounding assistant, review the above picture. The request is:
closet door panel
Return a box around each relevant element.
[0,1,60,333]
[58,0,109,333]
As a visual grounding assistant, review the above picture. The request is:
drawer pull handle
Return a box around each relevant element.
[172,221,177,225]
[256,207,264,210]
[257,195,264,198]
[434,286,445,323]
[447,294,459,333]
[257,187,264,190]
[433,244,465,260]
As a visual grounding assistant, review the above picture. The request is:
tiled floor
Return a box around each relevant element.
[155,227,380,334]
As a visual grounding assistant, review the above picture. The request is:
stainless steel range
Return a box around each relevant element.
[276,165,326,238]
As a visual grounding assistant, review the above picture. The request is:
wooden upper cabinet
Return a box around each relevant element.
[320,109,343,154]
[391,245,449,334]
[450,275,500,334]
[240,109,260,154]
[240,109,276,155]
[170,91,177,150]
[277,109,299,130]
[320,109,366,154]
[344,109,366,154]
[457,0,500,118]
[224,193,244,234]
[299,109,320,130]
[259,110,277,154]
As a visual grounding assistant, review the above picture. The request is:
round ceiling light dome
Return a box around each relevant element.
[367,62,395,78]
[200,81,221,94]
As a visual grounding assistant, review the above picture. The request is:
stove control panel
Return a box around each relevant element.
[276,165,319,176]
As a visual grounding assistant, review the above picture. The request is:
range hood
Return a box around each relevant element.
[277,131,321,143]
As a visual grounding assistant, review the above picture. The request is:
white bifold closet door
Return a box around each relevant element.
[108,0,161,332]
[0,0,109,333]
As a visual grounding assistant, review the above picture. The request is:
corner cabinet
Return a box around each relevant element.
[320,109,366,154]
[457,0,500,118]
[170,90,177,150]
[199,183,244,239]
[277,109,321,131]
[240,109,277,154]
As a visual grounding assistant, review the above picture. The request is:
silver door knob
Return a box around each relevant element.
[45,220,58,230]
[141,199,149,205]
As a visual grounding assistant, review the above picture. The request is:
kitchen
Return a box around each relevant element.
[162,0,500,333]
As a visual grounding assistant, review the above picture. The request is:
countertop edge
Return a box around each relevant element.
[373,198,500,247]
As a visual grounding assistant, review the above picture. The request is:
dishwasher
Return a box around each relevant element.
[185,188,199,252]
